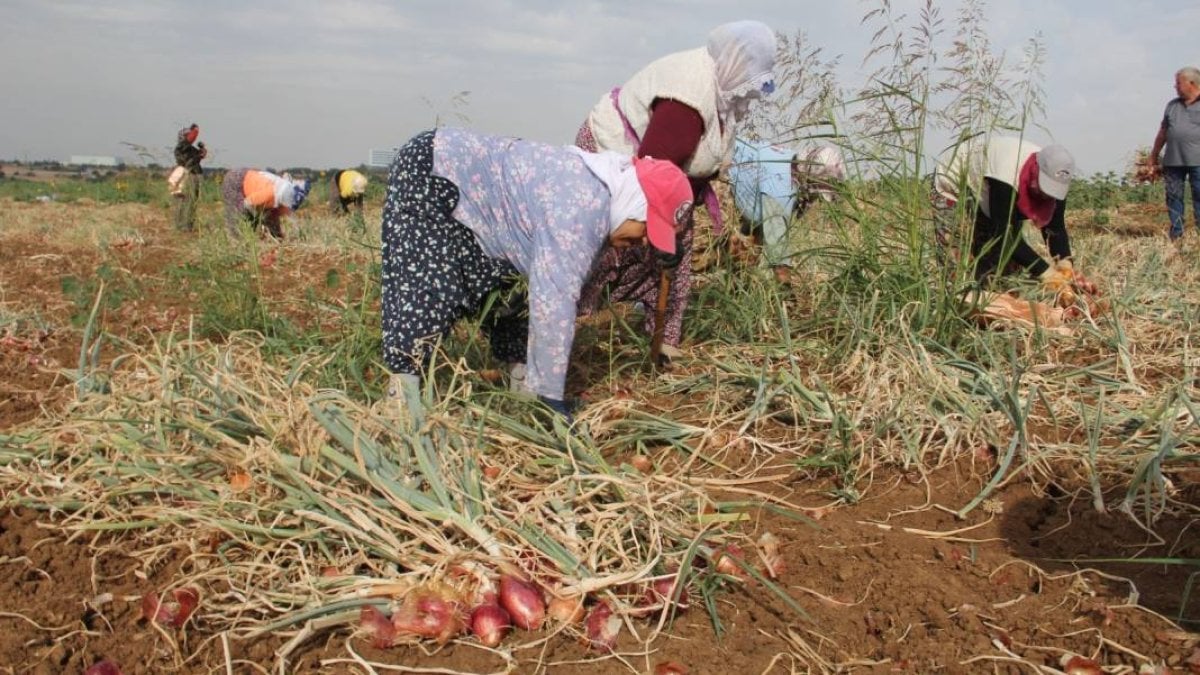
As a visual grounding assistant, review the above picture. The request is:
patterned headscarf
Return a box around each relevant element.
[290,179,311,210]
[707,21,777,122]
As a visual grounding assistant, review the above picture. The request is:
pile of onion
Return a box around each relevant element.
[360,575,550,649]
[356,566,704,655]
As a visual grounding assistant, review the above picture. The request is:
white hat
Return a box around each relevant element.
[1036,144,1076,200]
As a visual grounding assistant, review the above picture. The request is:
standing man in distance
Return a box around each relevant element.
[1147,67,1200,245]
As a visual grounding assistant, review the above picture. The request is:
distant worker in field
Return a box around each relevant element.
[380,127,693,424]
[329,168,369,217]
[932,135,1097,299]
[220,169,311,239]
[729,139,846,283]
[574,20,778,363]
[171,124,206,232]
[1146,66,1200,244]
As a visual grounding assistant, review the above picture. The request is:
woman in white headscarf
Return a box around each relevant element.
[574,20,777,360]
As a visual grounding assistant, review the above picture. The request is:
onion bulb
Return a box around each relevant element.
[712,545,747,579]
[499,574,545,631]
[469,603,511,647]
[84,662,122,675]
[654,663,688,675]
[141,587,200,628]
[392,586,465,643]
[584,601,621,652]
[359,606,397,648]
[643,575,690,614]
[546,594,585,624]
[757,532,785,579]
[629,454,652,473]
[1060,655,1103,675]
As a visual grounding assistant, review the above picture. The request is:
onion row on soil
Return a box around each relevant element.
[0,333,787,660]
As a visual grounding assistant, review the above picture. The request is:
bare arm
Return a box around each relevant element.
[1149,122,1167,165]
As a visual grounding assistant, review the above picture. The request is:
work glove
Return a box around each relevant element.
[656,248,683,271]
[655,231,685,271]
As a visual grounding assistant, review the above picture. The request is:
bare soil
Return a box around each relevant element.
[0,199,1197,674]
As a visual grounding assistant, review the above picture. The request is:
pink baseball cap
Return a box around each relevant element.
[633,156,693,254]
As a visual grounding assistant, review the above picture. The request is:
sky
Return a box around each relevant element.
[0,0,1193,175]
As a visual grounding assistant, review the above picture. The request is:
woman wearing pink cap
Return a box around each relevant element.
[575,20,778,361]
[380,127,693,421]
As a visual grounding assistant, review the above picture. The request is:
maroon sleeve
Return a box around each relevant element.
[639,98,713,199]
[638,98,705,167]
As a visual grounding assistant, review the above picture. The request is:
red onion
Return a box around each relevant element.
[499,574,545,631]
[469,603,511,647]
[359,606,396,648]
[629,454,652,473]
[141,587,200,628]
[654,663,688,675]
[84,661,122,675]
[1060,655,1103,675]
[584,601,621,652]
[713,545,747,579]
[392,589,465,643]
[643,575,690,614]
[546,594,585,624]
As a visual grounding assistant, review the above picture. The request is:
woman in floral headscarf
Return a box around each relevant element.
[574,20,777,362]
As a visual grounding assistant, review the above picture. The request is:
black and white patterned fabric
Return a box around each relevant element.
[380,130,526,377]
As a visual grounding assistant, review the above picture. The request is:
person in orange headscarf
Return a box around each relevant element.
[220,169,310,239]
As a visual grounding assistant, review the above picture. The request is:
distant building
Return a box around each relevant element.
[368,148,398,168]
[68,155,122,167]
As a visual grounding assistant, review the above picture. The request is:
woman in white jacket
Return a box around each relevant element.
[574,21,777,360]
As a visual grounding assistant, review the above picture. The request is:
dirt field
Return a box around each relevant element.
[1,198,1197,674]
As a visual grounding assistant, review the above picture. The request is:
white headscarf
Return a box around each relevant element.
[797,146,847,202]
[570,148,648,232]
[707,20,777,122]
[802,146,846,180]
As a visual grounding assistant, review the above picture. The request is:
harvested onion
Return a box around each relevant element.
[469,603,511,647]
[499,574,545,631]
[84,661,122,675]
[584,601,621,652]
[546,594,585,624]
[757,532,785,579]
[359,606,396,648]
[392,586,464,643]
[1060,655,1103,675]
[141,587,200,628]
[629,454,652,473]
[642,575,690,615]
[712,545,747,579]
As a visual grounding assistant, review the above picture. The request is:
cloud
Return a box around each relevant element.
[0,0,1186,172]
